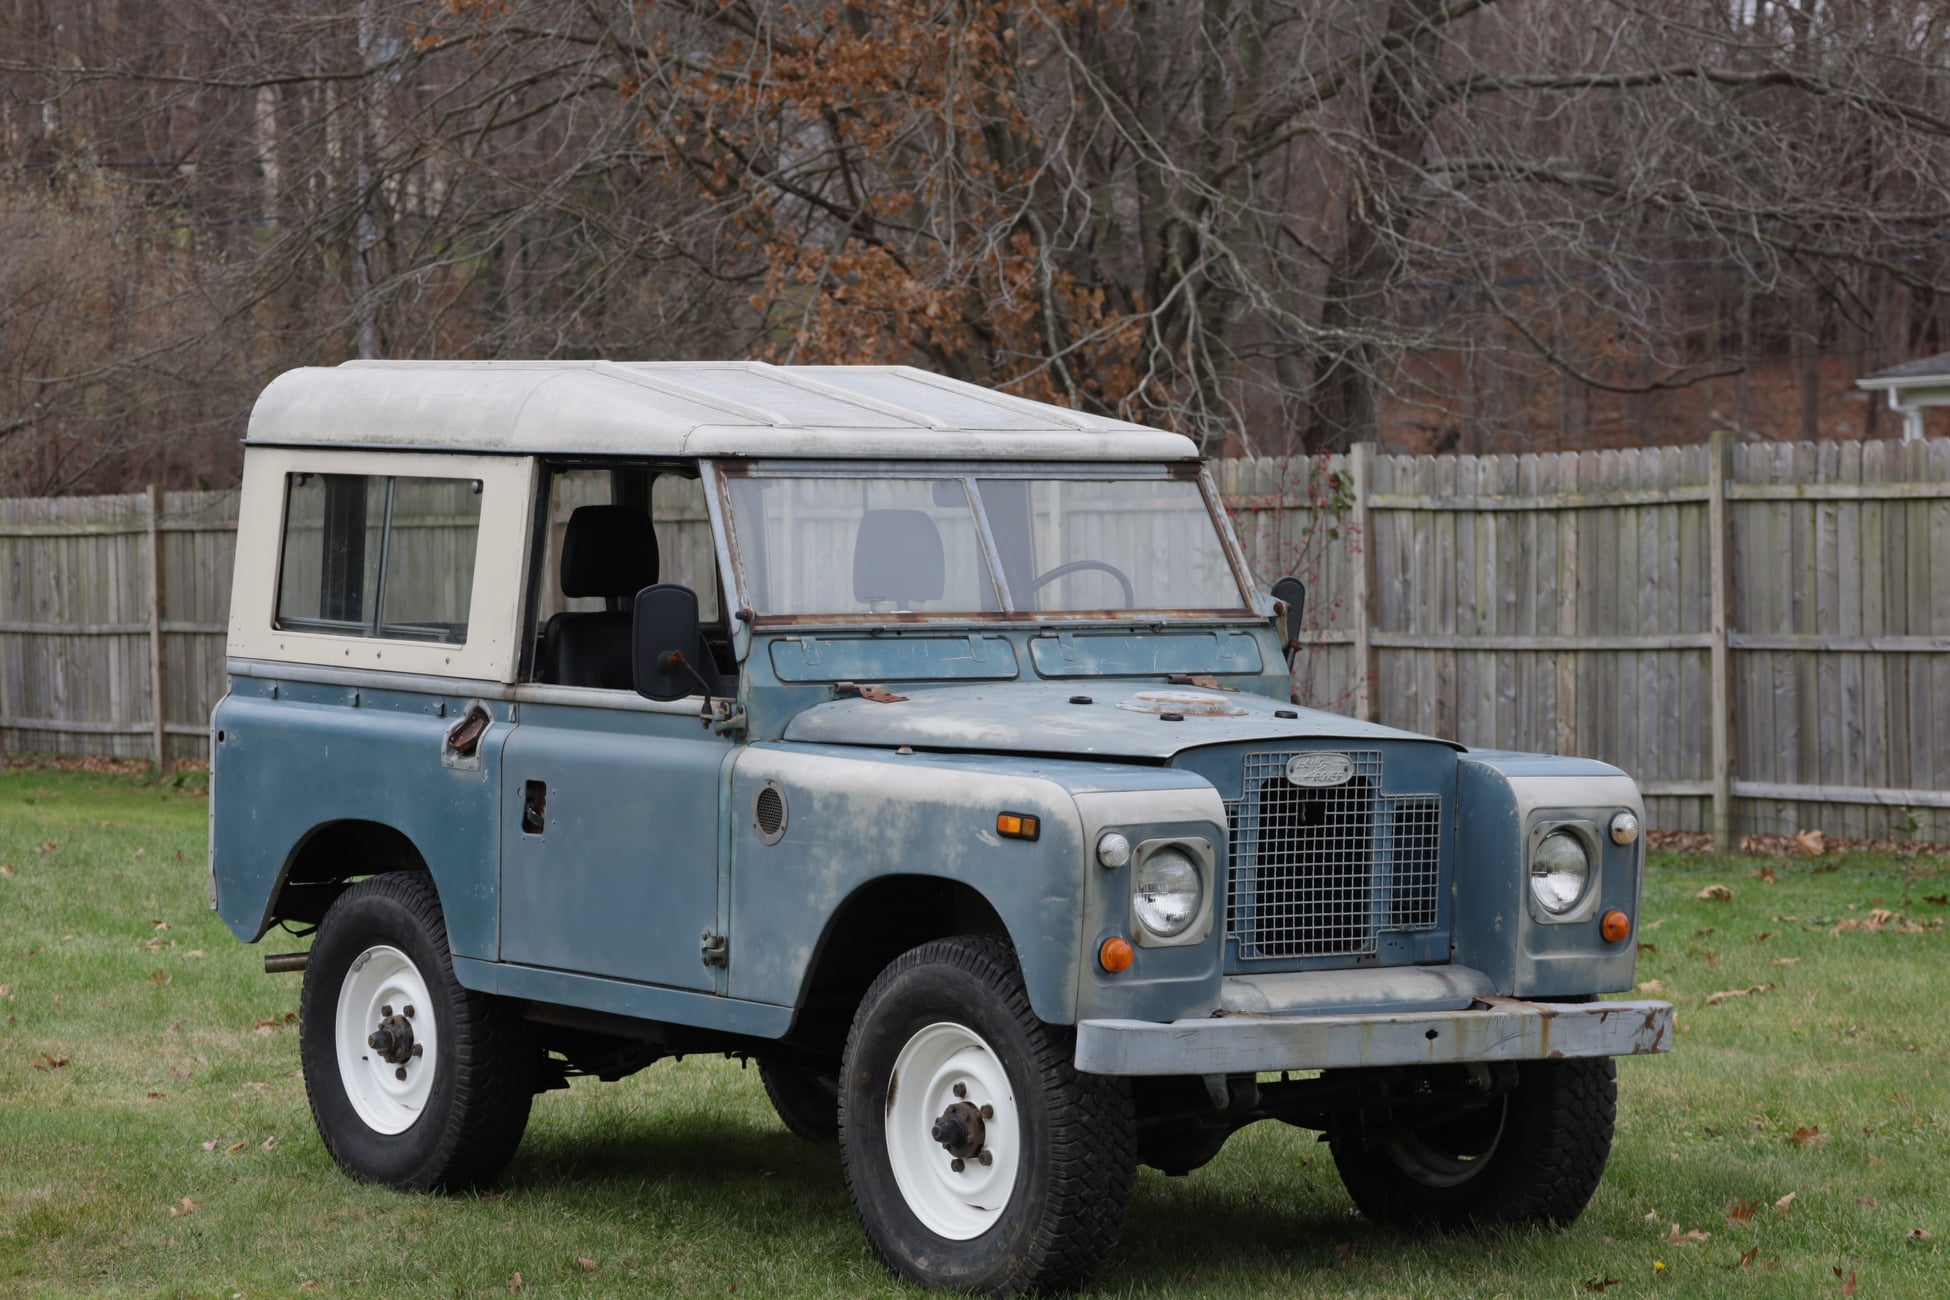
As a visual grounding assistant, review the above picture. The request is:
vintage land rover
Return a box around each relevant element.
[212,360,1672,1295]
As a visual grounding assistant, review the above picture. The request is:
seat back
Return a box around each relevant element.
[852,509,945,607]
[540,506,659,688]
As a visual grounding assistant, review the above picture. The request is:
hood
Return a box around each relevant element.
[780,681,1462,760]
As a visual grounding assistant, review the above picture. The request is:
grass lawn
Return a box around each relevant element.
[0,767,1944,1298]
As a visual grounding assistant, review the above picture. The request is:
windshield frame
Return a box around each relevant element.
[707,458,1263,629]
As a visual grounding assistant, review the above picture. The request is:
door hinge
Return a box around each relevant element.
[700,931,728,967]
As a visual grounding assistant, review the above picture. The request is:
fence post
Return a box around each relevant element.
[146,484,167,773]
[1707,432,1735,850]
[1349,442,1379,722]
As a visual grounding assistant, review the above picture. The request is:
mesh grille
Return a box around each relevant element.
[1225,750,1442,960]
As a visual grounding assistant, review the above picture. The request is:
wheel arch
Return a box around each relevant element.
[785,873,1011,1048]
[262,819,438,935]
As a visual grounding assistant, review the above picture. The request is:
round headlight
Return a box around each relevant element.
[1610,811,1640,846]
[1096,831,1132,869]
[1133,847,1201,937]
[1531,830,1592,914]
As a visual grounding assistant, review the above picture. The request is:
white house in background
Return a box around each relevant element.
[1857,352,1950,441]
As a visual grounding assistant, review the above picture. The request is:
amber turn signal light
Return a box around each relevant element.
[1601,909,1631,944]
[1098,936,1135,973]
[996,811,1040,841]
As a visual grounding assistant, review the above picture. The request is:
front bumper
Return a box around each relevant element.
[1074,997,1674,1076]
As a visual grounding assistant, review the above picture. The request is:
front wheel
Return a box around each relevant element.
[1327,1057,1617,1229]
[840,936,1137,1295]
[299,871,535,1191]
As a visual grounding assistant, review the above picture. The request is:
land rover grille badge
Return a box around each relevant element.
[1285,753,1355,787]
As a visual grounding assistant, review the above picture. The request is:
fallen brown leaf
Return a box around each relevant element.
[1858,1196,1879,1209]
[152,919,169,931]
[1638,941,1659,954]
[1868,907,1900,927]
[37,1052,68,1069]
[1703,950,1719,970]
[260,1135,279,1151]
[1908,1228,1936,1242]
[1727,1198,1762,1226]
[200,1139,220,1151]
[0,865,13,877]
[1750,866,1778,884]
[1795,829,1826,856]
[1637,979,1670,995]
[146,1090,165,1099]
[150,969,170,986]
[224,1140,246,1155]
[37,841,56,854]
[576,1256,598,1271]
[1705,984,1773,1005]
[1837,1266,1857,1295]
[507,1273,523,1293]
[1924,893,1948,906]
[1738,1246,1760,1269]
[168,1196,204,1218]
[1644,1208,1662,1223]
[1772,957,1801,967]
[1697,884,1734,901]
[1585,1277,1622,1292]
[1776,1190,1801,1210]
[1663,1222,1711,1245]
[1791,1126,1824,1147]
[1755,931,1776,943]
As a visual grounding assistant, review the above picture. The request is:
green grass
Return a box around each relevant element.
[0,767,1944,1298]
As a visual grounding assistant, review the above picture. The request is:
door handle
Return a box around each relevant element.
[445,703,491,756]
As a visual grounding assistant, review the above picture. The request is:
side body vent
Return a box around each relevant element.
[754,781,789,845]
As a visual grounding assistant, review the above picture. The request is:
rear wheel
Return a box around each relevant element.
[839,936,1137,1295]
[299,872,534,1190]
[1328,1058,1617,1229]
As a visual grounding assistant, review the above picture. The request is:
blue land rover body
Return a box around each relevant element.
[212,361,1671,1296]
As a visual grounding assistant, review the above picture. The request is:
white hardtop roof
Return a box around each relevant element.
[247,360,1199,461]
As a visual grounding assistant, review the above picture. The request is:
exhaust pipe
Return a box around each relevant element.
[263,952,309,974]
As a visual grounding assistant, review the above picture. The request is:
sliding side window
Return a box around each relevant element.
[276,472,483,644]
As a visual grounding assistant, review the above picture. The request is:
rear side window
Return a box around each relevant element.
[276,472,483,644]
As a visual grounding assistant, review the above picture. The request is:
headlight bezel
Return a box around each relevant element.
[1526,819,1602,922]
[1125,835,1214,947]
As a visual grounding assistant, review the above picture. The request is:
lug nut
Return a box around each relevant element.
[411,1043,423,1058]
[978,1150,993,1167]
[381,1005,393,1018]
[979,1104,993,1119]
[950,1158,965,1173]
[394,1066,407,1081]
[953,1082,967,1098]
[403,1005,415,1019]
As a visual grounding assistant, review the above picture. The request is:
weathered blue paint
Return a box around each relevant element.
[769,633,1020,683]
[725,742,1222,1025]
[498,699,732,991]
[1026,629,1265,678]
[210,679,508,959]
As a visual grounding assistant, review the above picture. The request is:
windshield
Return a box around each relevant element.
[723,470,1251,619]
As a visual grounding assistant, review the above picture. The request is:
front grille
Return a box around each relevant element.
[1225,749,1442,960]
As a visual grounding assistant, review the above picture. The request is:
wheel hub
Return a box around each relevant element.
[367,1006,418,1065]
[931,1099,988,1160]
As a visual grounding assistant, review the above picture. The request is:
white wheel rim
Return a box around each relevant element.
[334,944,437,1135]
[885,1022,1020,1240]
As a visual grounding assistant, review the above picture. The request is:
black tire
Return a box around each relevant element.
[1328,1057,1617,1230]
[839,936,1137,1296]
[759,1058,840,1142]
[299,871,534,1191]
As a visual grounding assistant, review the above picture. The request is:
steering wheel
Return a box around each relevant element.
[1027,559,1137,608]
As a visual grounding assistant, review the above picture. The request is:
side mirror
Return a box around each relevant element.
[632,583,705,701]
[1270,576,1307,669]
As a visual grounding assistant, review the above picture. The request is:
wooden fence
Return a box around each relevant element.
[4,433,1947,844]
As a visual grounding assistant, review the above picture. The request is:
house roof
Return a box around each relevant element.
[1858,352,1950,387]
[246,360,1199,461]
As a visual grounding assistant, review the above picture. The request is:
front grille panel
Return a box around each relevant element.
[1225,750,1442,960]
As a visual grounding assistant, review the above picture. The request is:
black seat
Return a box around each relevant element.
[539,506,659,688]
